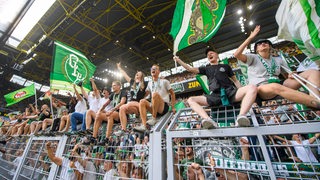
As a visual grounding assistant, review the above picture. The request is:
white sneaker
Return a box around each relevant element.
[201,119,217,129]
[236,115,251,127]
[133,125,147,132]
[147,117,159,126]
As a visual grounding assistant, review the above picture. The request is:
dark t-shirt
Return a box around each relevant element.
[199,64,235,92]
[129,79,148,102]
[38,109,51,121]
[109,90,127,107]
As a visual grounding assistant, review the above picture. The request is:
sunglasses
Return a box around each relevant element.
[256,41,270,46]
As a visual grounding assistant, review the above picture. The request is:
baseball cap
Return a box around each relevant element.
[205,47,218,56]
[254,39,273,52]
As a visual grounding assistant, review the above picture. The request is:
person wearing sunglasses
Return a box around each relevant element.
[234,25,320,110]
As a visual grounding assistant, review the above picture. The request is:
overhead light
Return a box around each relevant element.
[168,48,171,51]
[241,29,245,32]
[248,5,253,10]
[106,58,110,61]
[22,57,33,65]
[142,25,146,29]
[249,21,254,26]
[129,47,132,50]
[146,57,149,60]
[6,0,56,48]
[237,9,242,15]
[152,36,156,39]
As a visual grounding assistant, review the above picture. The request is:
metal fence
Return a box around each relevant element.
[166,101,320,180]
[1,100,319,180]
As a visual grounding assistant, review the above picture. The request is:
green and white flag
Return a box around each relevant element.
[170,0,226,54]
[276,0,320,66]
[4,84,35,107]
[51,41,96,92]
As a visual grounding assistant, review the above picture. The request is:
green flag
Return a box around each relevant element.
[4,84,35,107]
[170,0,226,54]
[276,0,320,64]
[50,41,96,92]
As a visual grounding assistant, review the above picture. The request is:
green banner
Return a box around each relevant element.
[170,0,226,54]
[4,84,35,107]
[212,156,320,178]
[50,41,96,92]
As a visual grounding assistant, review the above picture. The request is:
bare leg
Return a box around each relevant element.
[258,83,320,109]
[59,115,67,131]
[93,112,106,138]
[42,119,53,130]
[234,84,258,115]
[85,110,96,130]
[106,112,119,138]
[34,122,43,134]
[64,115,71,132]
[24,124,30,135]
[283,70,320,98]
[30,122,37,134]
[187,96,210,119]
[151,93,165,118]
[139,99,152,127]
[119,102,139,131]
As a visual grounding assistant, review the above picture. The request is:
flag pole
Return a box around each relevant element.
[49,92,55,119]
[34,83,38,109]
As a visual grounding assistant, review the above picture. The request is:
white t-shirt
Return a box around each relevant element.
[244,54,289,85]
[59,158,84,180]
[290,140,318,162]
[146,78,172,104]
[83,160,96,180]
[99,97,113,111]
[103,168,119,180]
[75,99,87,113]
[88,95,100,112]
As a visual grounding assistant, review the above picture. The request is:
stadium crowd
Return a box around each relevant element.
[0,39,319,179]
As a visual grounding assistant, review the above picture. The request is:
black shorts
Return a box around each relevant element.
[205,86,237,106]
[157,102,170,116]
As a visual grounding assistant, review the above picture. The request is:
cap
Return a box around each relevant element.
[254,39,273,52]
[205,47,218,56]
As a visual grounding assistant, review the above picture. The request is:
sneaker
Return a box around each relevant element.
[147,117,159,126]
[77,130,86,136]
[134,118,142,123]
[201,119,217,129]
[133,125,147,132]
[114,130,125,137]
[0,140,6,145]
[81,137,91,145]
[85,129,93,135]
[98,138,109,146]
[65,131,77,136]
[90,137,98,145]
[236,115,251,127]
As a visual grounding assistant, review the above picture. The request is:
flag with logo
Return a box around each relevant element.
[170,0,226,54]
[276,0,320,66]
[4,84,35,107]
[51,41,96,92]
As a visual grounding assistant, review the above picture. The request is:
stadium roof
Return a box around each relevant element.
[0,0,281,87]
